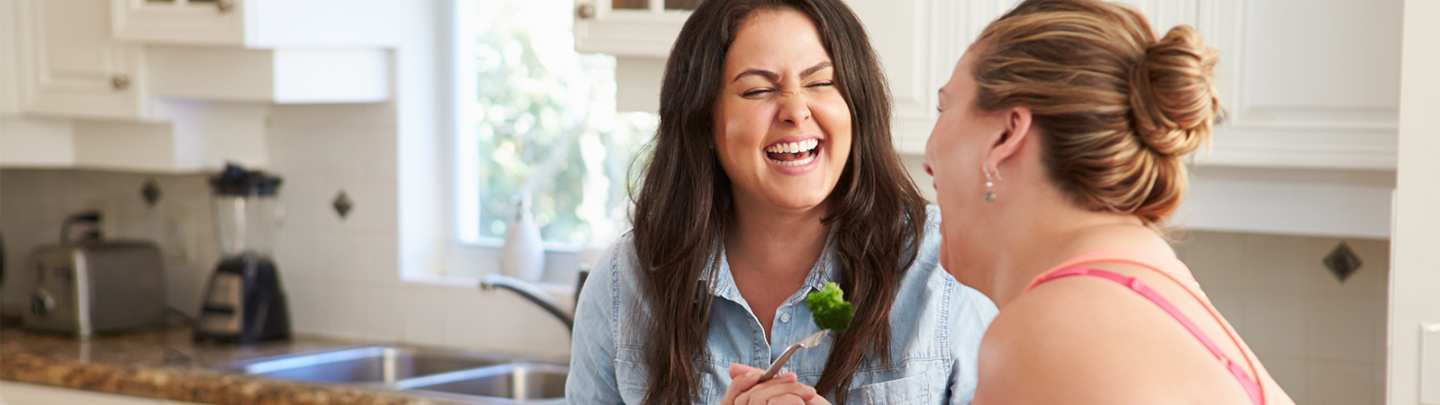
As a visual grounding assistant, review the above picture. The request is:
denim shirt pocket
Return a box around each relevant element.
[846,371,931,405]
[615,348,725,403]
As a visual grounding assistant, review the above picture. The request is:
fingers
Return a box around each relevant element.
[736,372,816,405]
[730,363,764,379]
[723,368,762,405]
[764,394,808,405]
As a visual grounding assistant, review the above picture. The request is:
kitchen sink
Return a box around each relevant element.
[402,363,568,402]
[217,345,568,403]
[219,346,508,384]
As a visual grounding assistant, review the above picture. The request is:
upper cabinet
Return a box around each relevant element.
[587,0,1403,172]
[1197,0,1402,170]
[573,0,696,58]
[16,0,150,120]
[110,0,401,48]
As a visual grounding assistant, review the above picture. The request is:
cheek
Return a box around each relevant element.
[812,97,852,155]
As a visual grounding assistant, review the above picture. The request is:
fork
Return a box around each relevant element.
[757,330,830,383]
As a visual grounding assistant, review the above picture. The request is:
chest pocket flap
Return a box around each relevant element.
[847,371,931,405]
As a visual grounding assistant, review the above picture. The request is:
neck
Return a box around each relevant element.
[968,202,1165,308]
[725,197,830,280]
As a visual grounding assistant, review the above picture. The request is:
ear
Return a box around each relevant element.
[983,106,1035,176]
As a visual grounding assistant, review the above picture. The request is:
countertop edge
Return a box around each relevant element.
[0,350,448,405]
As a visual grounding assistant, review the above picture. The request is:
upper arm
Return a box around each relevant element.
[566,242,625,404]
[973,283,1166,405]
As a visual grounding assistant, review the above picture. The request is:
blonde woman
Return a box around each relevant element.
[922,0,1296,403]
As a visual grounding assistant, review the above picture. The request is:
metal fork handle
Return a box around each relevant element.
[758,344,803,383]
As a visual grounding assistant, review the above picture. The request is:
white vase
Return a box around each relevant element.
[501,193,545,282]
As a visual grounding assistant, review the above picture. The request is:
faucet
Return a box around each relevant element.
[479,268,589,334]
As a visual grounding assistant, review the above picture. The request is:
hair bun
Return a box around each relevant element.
[1129,24,1219,157]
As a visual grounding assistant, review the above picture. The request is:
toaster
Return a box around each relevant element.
[22,240,168,336]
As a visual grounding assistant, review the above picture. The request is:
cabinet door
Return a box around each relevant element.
[109,0,247,45]
[573,0,694,57]
[111,0,400,48]
[1198,0,1402,170]
[1,0,20,115]
[17,0,147,120]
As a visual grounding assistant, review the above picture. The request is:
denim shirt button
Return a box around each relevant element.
[780,313,791,323]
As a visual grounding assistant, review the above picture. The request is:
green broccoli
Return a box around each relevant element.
[806,282,855,332]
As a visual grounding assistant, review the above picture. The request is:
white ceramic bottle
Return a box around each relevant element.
[501,192,546,282]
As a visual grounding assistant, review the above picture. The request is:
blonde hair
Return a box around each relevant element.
[973,0,1219,227]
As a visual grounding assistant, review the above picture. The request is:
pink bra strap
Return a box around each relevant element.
[1036,267,1264,405]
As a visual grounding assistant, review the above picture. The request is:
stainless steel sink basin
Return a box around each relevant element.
[218,345,569,404]
[220,346,507,385]
[402,363,568,403]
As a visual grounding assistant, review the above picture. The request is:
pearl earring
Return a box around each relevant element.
[982,166,1001,202]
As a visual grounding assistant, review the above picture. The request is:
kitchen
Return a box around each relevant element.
[0,0,1436,404]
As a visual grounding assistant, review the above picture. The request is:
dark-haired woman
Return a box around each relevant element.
[566,0,996,404]
[922,0,1295,404]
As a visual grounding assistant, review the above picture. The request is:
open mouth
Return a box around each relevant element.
[764,139,822,167]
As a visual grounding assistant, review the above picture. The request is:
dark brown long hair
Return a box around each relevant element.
[629,0,929,403]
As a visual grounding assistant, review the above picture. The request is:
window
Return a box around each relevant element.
[454,0,657,252]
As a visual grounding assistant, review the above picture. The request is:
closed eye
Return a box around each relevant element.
[742,88,774,98]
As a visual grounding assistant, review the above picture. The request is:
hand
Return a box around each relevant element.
[722,363,832,405]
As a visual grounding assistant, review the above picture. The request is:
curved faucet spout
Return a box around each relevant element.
[480,274,574,333]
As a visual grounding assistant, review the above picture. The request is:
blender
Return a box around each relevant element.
[194,163,292,343]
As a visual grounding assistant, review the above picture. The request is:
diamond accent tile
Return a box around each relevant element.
[141,178,162,207]
[332,190,354,219]
[1322,241,1362,283]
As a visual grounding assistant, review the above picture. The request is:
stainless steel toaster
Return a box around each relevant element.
[22,240,168,336]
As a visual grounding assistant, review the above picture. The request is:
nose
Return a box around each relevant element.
[923,162,934,177]
[777,91,811,126]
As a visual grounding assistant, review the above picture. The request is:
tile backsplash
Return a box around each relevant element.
[0,101,572,358]
[1173,230,1389,405]
[0,169,218,317]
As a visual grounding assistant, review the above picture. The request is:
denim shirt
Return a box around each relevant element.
[567,206,998,404]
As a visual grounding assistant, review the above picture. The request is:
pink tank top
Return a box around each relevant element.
[1024,249,1264,405]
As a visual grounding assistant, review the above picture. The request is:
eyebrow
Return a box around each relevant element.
[731,61,834,83]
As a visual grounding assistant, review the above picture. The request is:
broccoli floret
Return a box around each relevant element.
[806,282,854,332]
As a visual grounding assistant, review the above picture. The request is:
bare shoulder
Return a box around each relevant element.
[976,271,1196,405]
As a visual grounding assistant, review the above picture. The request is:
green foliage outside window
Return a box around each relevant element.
[468,0,655,246]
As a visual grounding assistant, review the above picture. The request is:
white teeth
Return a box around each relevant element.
[765,139,820,153]
[773,153,817,166]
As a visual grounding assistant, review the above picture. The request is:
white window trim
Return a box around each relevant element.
[396,0,585,296]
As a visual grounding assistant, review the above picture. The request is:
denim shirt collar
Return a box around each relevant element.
[704,228,840,305]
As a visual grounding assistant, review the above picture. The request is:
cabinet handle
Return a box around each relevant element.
[576,3,595,19]
[216,0,234,13]
[110,74,130,91]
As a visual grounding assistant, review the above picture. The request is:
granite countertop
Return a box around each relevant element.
[0,319,460,405]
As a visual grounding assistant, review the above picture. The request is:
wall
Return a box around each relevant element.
[1176,231,1389,405]
[263,100,571,355]
[0,169,217,316]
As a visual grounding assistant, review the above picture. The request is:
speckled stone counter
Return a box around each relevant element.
[0,321,461,405]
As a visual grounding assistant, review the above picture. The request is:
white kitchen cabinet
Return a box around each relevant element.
[590,0,963,151]
[145,47,390,104]
[1,0,20,116]
[15,0,150,120]
[0,381,206,405]
[110,0,401,48]
[1197,0,1402,170]
[573,0,695,58]
[592,0,1403,171]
